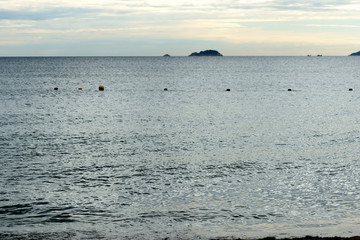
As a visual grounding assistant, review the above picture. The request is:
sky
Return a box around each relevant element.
[1,0,360,56]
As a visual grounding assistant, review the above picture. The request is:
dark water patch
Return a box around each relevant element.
[273,162,303,171]
[0,232,76,240]
[47,213,76,223]
[231,213,245,219]
[252,214,269,220]
[38,206,73,215]
[0,204,33,215]
[139,211,166,219]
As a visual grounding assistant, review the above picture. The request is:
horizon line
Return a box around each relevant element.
[0,55,353,57]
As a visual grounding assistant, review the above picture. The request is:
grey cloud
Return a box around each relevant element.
[268,0,355,11]
[210,0,354,12]
[0,7,100,21]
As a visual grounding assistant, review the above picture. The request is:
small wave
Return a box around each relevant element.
[47,213,76,223]
[0,232,77,240]
[0,203,33,215]
[38,206,73,215]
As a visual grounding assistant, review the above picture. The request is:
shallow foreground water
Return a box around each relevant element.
[1,56,360,239]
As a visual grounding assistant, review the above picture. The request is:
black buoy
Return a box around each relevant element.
[54,87,58,90]
[226,88,231,91]
[164,88,168,91]
[78,88,83,90]
[288,88,292,91]
[99,85,104,91]
[349,88,353,91]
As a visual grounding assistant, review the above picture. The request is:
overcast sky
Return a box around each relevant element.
[1,0,360,56]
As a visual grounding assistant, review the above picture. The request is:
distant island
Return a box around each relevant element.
[163,54,171,57]
[189,50,223,56]
[350,51,360,56]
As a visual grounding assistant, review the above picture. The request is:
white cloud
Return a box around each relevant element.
[308,24,360,28]
[0,20,32,28]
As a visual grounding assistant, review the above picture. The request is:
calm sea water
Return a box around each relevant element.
[1,56,360,240]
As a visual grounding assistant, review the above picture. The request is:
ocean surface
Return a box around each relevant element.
[1,56,360,240]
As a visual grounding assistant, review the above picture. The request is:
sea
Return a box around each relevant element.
[1,56,360,240]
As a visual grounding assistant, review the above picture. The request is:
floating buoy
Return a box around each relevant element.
[54,87,58,90]
[349,88,353,91]
[78,88,82,90]
[226,88,231,91]
[288,89,292,91]
[99,85,104,91]
[164,88,168,91]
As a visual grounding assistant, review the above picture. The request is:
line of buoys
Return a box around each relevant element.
[53,87,93,91]
[53,86,355,92]
[286,88,355,92]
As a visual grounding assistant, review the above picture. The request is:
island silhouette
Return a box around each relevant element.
[189,50,223,56]
[350,51,360,56]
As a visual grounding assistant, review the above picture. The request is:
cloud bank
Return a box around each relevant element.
[1,0,360,55]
